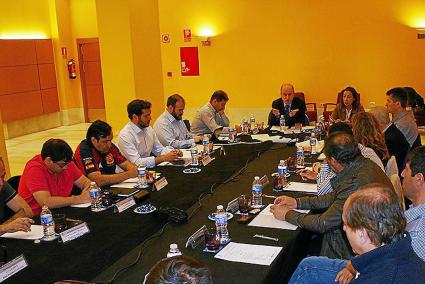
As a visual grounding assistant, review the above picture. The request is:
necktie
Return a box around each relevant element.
[284,105,290,115]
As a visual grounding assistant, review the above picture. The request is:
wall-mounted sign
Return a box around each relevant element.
[184,29,191,42]
[180,47,199,76]
[162,34,170,43]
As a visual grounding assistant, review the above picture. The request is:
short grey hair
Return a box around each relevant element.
[369,106,390,125]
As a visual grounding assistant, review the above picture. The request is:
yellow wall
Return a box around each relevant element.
[96,0,137,132]
[70,0,99,38]
[158,0,425,110]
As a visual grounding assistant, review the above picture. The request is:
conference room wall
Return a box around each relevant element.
[158,0,425,113]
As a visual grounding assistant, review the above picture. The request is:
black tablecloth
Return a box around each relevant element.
[94,143,318,284]
[2,141,274,284]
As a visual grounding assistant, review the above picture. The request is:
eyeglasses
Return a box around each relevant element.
[55,161,70,169]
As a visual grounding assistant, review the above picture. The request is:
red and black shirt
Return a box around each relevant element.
[74,139,127,175]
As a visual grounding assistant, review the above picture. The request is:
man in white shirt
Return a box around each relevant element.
[118,99,182,168]
[153,94,203,149]
[191,90,230,136]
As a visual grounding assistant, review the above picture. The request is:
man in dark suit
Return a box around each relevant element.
[371,106,409,173]
[268,83,306,127]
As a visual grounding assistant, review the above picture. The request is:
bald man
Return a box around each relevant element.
[268,83,306,127]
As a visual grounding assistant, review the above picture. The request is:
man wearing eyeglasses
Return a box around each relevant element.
[0,157,34,235]
[19,139,91,215]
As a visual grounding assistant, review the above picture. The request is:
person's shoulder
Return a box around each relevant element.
[24,155,44,171]
[76,140,92,155]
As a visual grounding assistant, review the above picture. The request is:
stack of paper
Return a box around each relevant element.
[1,225,44,240]
[284,182,317,194]
[248,204,308,230]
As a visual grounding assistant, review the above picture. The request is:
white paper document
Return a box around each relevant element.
[123,177,139,183]
[1,225,43,240]
[214,242,282,266]
[284,182,318,194]
[248,204,308,230]
[251,134,272,142]
[70,202,91,208]
[110,182,138,188]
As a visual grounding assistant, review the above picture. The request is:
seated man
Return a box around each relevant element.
[74,120,138,186]
[0,157,33,235]
[118,100,182,168]
[271,132,392,259]
[145,255,212,284]
[153,94,203,148]
[191,90,230,136]
[299,122,384,196]
[288,183,425,284]
[386,87,420,148]
[370,106,410,174]
[268,83,306,127]
[19,139,91,215]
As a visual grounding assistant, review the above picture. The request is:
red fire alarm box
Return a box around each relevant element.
[180,47,199,76]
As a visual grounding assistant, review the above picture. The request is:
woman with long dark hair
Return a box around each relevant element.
[331,86,365,122]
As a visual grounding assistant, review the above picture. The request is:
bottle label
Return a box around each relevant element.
[89,189,100,198]
[191,149,198,155]
[297,151,304,157]
[215,214,227,225]
[137,168,146,175]
[202,139,209,145]
[278,166,286,174]
[41,214,53,225]
[252,184,262,193]
[310,138,317,146]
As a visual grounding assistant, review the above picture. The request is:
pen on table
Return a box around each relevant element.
[263,194,277,199]
[253,234,279,242]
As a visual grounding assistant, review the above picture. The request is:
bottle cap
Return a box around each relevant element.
[217,205,224,210]
[254,176,260,180]
[170,243,178,250]
[90,181,96,185]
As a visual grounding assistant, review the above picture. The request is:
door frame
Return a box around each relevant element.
[76,38,99,123]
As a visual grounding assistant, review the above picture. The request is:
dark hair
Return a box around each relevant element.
[339,86,360,109]
[404,87,425,109]
[344,183,406,246]
[86,120,112,147]
[323,132,360,165]
[127,99,152,119]
[406,146,425,177]
[145,255,212,284]
[167,94,185,107]
[352,112,389,160]
[328,122,353,135]
[41,139,73,162]
[386,87,407,108]
[210,90,229,102]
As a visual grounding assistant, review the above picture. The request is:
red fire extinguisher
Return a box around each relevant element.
[67,59,77,79]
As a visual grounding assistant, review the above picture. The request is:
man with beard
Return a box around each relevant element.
[153,94,204,149]
[74,120,138,186]
[117,99,182,168]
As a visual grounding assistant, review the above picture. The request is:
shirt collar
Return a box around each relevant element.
[405,202,425,222]
[163,110,177,123]
[207,102,217,113]
[129,121,144,134]
[393,110,408,122]
[383,123,391,132]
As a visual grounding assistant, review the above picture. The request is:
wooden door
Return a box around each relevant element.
[77,38,105,122]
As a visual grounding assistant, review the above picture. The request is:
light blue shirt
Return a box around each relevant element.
[117,122,173,168]
[405,202,425,261]
[153,111,194,149]
[191,102,230,135]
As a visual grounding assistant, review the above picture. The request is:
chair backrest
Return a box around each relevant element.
[7,175,21,190]
[390,174,405,210]
[294,92,305,101]
[385,156,399,177]
[183,119,191,131]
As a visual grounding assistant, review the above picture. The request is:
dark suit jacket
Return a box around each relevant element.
[268,96,306,127]
[385,123,410,174]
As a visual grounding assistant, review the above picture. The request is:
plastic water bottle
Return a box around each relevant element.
[310,132,317,154]
[137,166,148,188]
[250,114,256,131]
[215,205,230,245]
[40,206,55,240]
[89,181,102,211]
[280,115,286,131]
[242,118,249,134]
[191,144,199,166]
[228,127,236,143]
[252,176,263,208]
[274,160,288,191]
[166,243,182,258]
[296,146,305,168]
[202,134,210,155]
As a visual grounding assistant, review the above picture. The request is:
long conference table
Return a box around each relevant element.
[2,131,317,284]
